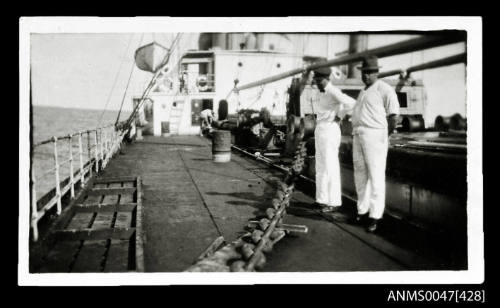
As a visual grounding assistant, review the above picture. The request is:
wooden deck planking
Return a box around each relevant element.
[75,203,136,213]
[101,194,119,204]
[52,228,135,241]
[92,212,115,229]
[178,148,272,243]
[99,136,220,271]
[71,211,115,272]
[122,181,135,188]
[104,240,130,272]
[101,183,121,204]
[88,187,136,196]
[93,183,108,189]
[38,241,81,273]
[104,182,135,272]
[66,212,95,230]
[34,177,139,273]
[119,193,134,204]
[114,212,133,229]
[120,182,135,203]
[71,240,107,272]
[83,193,103,205]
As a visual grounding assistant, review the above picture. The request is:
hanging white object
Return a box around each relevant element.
[331,67,343,80]
[135,42,170,73]
[196,75,209,92]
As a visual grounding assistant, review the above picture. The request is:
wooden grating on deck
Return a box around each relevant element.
[37,176,143,273]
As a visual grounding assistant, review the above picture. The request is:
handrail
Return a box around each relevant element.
[33,124,115,148]
[30,123,125,241]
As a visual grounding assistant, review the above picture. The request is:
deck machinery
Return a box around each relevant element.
[129,33,467,242]
[128,31,468,268]
[222,75,466,236]
[208,34,468,267]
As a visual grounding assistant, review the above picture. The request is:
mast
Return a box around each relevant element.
[347,34,368,79]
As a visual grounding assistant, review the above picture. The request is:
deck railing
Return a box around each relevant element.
[30,124,127,241]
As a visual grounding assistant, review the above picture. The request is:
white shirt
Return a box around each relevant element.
[315,83,356,124]
[351,80,400,129]
[200,109,213,119]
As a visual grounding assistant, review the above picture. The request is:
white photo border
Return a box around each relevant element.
[19,16,483,285]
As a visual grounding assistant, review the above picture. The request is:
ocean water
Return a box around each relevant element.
[31,106,131,200]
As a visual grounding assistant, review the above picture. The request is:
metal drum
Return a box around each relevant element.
[401,115,425,132]
[212,130,232,163]
[450,113,466,131]
[434,115,451,131]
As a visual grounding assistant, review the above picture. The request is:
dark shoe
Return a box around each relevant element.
[310,202,327,210]
[351,213,368,225]
[366,218,379,233]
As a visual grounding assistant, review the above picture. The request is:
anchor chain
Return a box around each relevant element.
[186,130,309,272]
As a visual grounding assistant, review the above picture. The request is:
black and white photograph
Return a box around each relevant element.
[19,17,483,287]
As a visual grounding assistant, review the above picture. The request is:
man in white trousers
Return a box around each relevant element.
[351,55,400,233]
[303,67,356,217]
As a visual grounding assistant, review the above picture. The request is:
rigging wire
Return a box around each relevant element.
[160,34,186,90]
[160,33,182,69]
[123,33,182,129]
[115,33,145,126]
[96,33,134,128]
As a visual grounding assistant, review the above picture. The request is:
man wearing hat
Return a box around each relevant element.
[302,65,356,216]
[351,55,400,232]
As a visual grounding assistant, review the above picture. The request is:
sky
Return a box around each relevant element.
[31,33,177,112]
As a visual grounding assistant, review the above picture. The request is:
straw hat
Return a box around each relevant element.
[357,55,382,71]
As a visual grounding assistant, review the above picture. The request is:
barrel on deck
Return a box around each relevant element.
[212,130,232,163]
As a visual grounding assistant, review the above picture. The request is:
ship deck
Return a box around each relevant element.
[82,135,460,272]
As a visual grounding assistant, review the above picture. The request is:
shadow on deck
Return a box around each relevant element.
[96,135,465,272]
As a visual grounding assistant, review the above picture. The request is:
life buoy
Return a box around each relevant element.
[196,75,209,91]
[331,67,343,80]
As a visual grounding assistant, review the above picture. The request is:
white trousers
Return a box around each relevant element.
[315,121,342,207]
[352,126,388,219]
